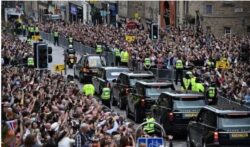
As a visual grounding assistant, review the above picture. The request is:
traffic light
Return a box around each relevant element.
[151,24,159,40]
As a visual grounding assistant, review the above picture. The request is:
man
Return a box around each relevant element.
[114,47,121,66]
[53,30,59,46]
[143,112,155,136]
[75,123,91,147]
[82,83,95,96]
[68,35,73,46]
[27,53,34,68]
[35,25,39,36]
[144,56,151,71]
[120,49,129,67]
[22,24,26,37]
[182,71,192,91]
[101,84,111,108]
[205,82,217,105]
[96,43,103,54]
[175,56,184,85]
[192,78,204,93]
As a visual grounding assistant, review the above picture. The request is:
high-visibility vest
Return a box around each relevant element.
[191,77,196,86]
[144,58,151,68]
[54,31,59,37]
[27,57,34,66]
[22,25,26,30]
[82,84,95,96]
[30,27,34,33]
[114,48,120,57]
[143,117,155,133]
[27,39,32,45]
[101,87,111,100]
[69,37,73,43]
[121,51,129,63]
[208,87,216,97]
[96,44,102,53]
[193,83,204,93]
[183,78,191,90]
[35,27,39,33]
[175,59,183,69]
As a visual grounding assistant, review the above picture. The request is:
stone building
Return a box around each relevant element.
[176,1,250,37]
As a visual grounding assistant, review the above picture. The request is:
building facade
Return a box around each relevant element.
[176,1,250,37]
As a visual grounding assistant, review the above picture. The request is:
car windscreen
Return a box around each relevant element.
[129,76,154,86]
[88,56,106,68]
[106,69,129,80]
[68,49,75,54]
[218,114,250,131]
[173,97,206,109]
[146,87,172,98]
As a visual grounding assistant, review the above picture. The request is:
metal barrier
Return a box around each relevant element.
[150,68,191,81]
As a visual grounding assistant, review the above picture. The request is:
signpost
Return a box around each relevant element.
[54,64,65,75]
[136,137,164,147]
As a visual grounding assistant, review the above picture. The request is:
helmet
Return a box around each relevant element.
[69,44,73,48]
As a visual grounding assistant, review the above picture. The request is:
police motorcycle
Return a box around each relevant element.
[66,45,77,68]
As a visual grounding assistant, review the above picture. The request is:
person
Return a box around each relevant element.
[74,123,91,147]
[192,78,204,93]
[144,56,151,71]
[53,30,59,46]
[96,43,103,54]
[143,112,155,136]
[175,56,184,85]
[101,84,111,108]
[57,130,75,147]
[182,71,192,91]
[68,35,73,46]
[114,47,121,66]
[22,24,26,37]
[82,83,95,96]
[35,25,39,36]
[27,53,35,68]
[120,49,129,67]
[205,82,217,105]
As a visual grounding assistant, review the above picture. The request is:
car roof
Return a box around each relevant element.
[161,90,204,98]
[204,104,250,114]
[136,80,173,86]
[100,67,129,70]
[121,71,154,77]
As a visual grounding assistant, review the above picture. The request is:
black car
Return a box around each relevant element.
[74,54,106,83]
[126,80,175,123]
[151,91,205,135]
[187,104,250,147]
[111,71,155,109]
[92,67,129,95]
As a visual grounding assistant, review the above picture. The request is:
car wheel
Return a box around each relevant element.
[186,134,194,147]
[134,108,142,123]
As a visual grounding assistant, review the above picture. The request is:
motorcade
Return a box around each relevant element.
[126,80,175,123]
[74,54,106,83]
[151,91,206,135]
[111,71,155,109]
[187,104,250,147]
[92,67,129,95]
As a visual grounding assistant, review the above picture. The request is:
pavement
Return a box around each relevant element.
[19,36,188,147]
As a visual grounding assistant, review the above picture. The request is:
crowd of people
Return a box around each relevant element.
[2,32,146,147]
[37,19,250,102]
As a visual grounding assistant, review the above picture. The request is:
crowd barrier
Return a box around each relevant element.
[40,31,115,66]
[150,68,191,81]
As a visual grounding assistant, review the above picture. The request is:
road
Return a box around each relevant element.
[20,36,187,147]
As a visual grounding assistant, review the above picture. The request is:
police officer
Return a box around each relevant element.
[121,49,129,67]
[192,78,204,93]
[182,71,192,91]
[27,53,34,68]
[30,25,35,40]
[35,25,39,36]
[143,112,155,136]
[96,43,103,54]
[68,35,73,46]
[22,24,26,37]
[114,47,121,66]
[101,84,111,108]
[175,56,184,85]
[144,56,151,70]
[53,30,59,46]
[82,83,95,96]
[205,82,217,105]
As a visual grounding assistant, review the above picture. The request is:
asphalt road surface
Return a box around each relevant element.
[20,36,188,147]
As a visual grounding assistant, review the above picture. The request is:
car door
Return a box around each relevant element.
[152,95,164,123]
[75,56,83,76]
[112,74,122,99]
[92,68,102,93]
[130,84,142,113]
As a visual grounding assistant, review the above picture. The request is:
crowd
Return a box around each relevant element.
[2,33,145,147]
[37,20,250,102]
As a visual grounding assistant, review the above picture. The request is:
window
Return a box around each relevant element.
[204,4,212,14]
[203,111,217,127]
[224,27,231,34]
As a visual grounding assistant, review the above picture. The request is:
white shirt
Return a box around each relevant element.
[58,137,75,147]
